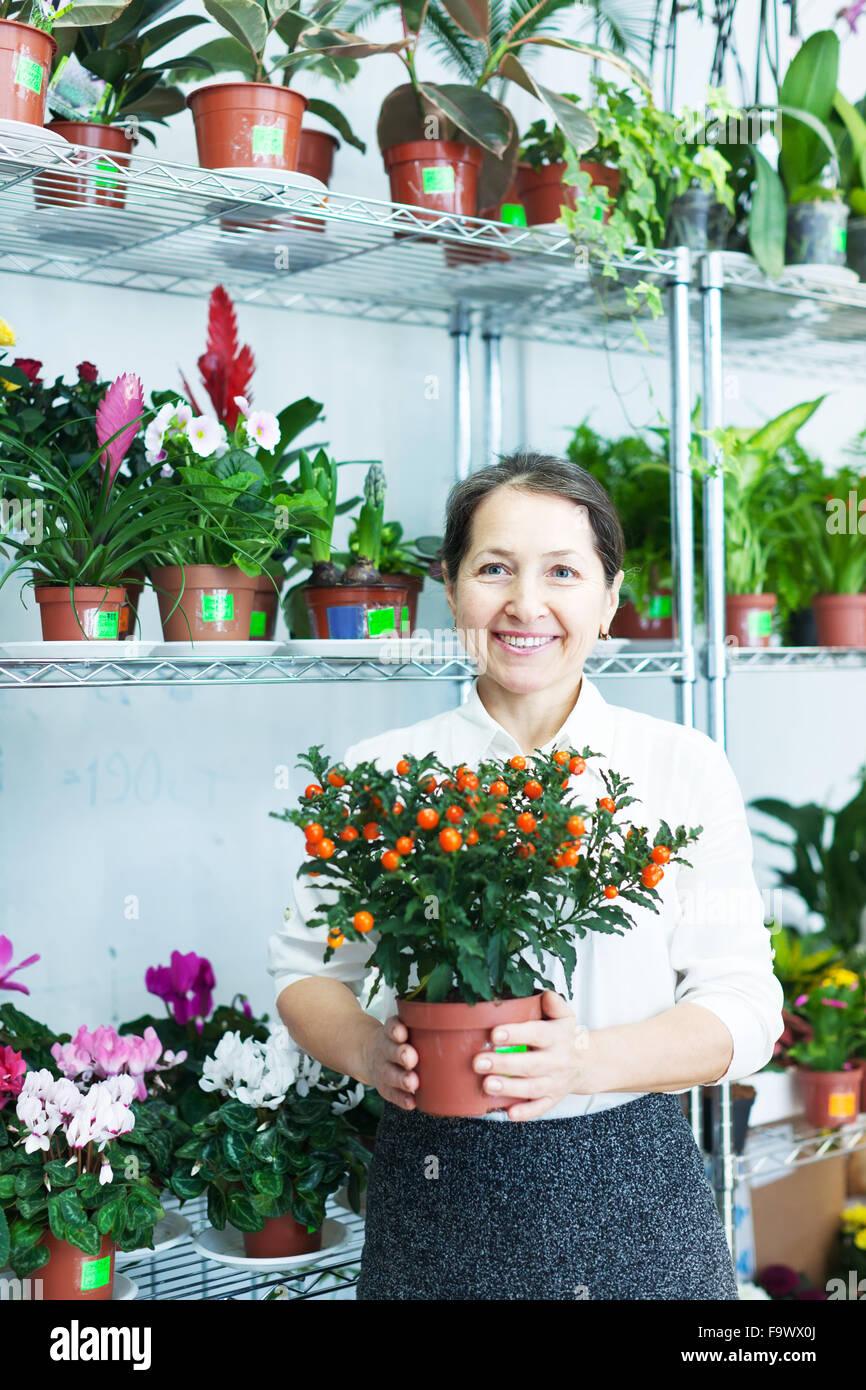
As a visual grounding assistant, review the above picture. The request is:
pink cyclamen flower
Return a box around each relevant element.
[794,993,809,1008]
[838,0,866,33]
[820,998,848,1009]
[0,1045,26,1111]
[145,950,215,1026]
[0,935,40,995]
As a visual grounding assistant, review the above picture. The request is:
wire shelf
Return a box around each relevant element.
[737,1114,866,1183]
[725,645,866,671]
[117,1193,364,1301]
[0,129,677,348]
[0,648,693,688]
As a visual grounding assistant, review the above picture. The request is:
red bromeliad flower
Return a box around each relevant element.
[0,934,40,995]
[0,1044,26,1111]
[180,285,254,432]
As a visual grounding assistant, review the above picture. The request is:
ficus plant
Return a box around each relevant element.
[0,0,129,31]
[273,744,703,1005]
[299,0,651,208]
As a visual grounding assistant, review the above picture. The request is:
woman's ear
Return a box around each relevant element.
[442,561,457,621]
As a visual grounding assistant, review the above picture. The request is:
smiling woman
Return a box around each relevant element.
[267,449,784,1301]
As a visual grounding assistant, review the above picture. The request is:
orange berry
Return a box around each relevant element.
[381,850,401,871]
[553,750,570,767]
[371,795,383,811]
[603,884,618,899]
[318,838,335,859]
[396,836,414,855]
[642,864,664,888]
[339,826,359,842]
[392,802,404,817]
[304,783,323,799]
[417,808,439,830]
[524,780,543,800]
[566,816,586,837]
[421,776,437,793]
[515,842,536,859]
[353,911,374,933]
[652,845,671,864]
[445,805,464,823]
[516,812,536,833]
[304,822,324,844]
[306,841,321,857]
[327,929,344,948]
[598,797,616,814]
[568,756,586,775]
[456,765,473,782]
[438,826,462,852]
[488,779,508,797]
[480,811,500,826]
[396,758,410,775]
[559,847,579,867]
[466,829,479,845]
[494,829,507,839]
[509,755,527,771]
[327,770,345,788]
[362,822,380,841]
[462,773,480,791]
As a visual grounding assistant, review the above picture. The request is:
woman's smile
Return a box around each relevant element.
[492,631,561,654]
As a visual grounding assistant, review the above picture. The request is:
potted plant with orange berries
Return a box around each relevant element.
[273,745,702,1119]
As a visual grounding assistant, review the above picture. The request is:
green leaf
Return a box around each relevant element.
[222,1130,249,1171]
[207,1184,227,1230]
[55,1,131,26]
[439,0,488,40]
[425,961,454,1002]
[170,1170,207,1201]
[226,1189,261,1232]
[203,0,268,57]
[748,149,786,279]
[95,1192,126,1235]
[302,98,365,153]
[63,1222,102,1257]
[512,37,650,96]
[220,1101,259,1132]
[778,30,840,193]
[251,1168,282,1198]
[746,397,823,455]
[418,82,511,156]
[0,1206,8,1268]
[165,36,257,81]
[59,1189,88,1227]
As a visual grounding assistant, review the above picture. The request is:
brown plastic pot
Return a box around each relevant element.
[149,564,259,642]
[0,19,55,126]
[444,176,524,267]
[187,82,308,171]
[241,1213,322,1259]
[397,992,544,1117]
[516,160,620,227]
[797,1066,861,1129]
[250,570,285,640]
[34,122,136,211]
[38,1232,115,1300]
[34,584,126,641]
[386,572,423,632]
[297,128,338,184]
[383,140,482,243]
[724,593,776,647]
[812,593,866,647]
[118,570,147,639]
[611,590,674,640]
[304,582,409,640]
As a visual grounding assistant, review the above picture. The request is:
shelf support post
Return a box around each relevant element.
[700,251,727,744]
[481,308,503,467]
[450,300,472,481]
[668,245,697,727]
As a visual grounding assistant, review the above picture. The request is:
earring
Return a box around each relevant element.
[599,626,611,640]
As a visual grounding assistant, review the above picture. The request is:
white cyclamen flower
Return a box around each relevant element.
[331,1081,365,1115]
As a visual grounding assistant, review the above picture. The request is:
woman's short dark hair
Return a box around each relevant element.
[441,451,625,588]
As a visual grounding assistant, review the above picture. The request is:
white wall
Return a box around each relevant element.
[1,0,865,1032]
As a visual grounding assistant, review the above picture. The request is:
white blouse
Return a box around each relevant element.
[266,675,785,1121]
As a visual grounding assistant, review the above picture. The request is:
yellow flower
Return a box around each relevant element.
[0,316,16,347]
[844,1203,866,1227]
[854,1229,866,1250]
[821,967,860,990]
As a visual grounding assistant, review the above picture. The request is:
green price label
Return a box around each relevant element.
[202,592,234,622]
[252,124,285,157]
[835,225,847,253]
[93,158,119,191]
[14,55,43,95]
[400,604,410,635]
[499,202,527,227]
[494,1045,527,1054]
[94,610,119,638]
[747,609,772,637]
[422,165,455,194]
[250,610,267,637]
[79,1255,111,1291]
[648,594,672,618]
[367,606,397,636]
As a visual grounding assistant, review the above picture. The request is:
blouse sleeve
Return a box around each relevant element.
[266,739,377,1012]
[666,733,785,1084]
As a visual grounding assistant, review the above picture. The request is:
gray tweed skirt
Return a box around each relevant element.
[356,1091,738,1301]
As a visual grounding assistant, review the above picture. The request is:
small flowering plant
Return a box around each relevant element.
[274,745,703,1004]
[788,967,865,1071]
[0,1069,165,1280]
[143,394,326,574]
[170,1028,371,1233]
[836,1202,866,1282]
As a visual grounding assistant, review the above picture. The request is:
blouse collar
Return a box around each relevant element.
[456,675,616,762]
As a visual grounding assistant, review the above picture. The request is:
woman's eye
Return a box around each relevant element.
[551,566,578,579]
[479,563,506,576]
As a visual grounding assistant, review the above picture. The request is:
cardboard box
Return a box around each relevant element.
[751,1153,849,1287]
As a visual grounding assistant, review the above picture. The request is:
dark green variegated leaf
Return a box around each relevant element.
[226,1190,262,1232]
[204,0,268,56]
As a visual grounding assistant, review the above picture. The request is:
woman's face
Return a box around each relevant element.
[445,486,624,700]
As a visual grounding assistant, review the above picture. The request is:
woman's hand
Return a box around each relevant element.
[473,990,595,1121]
[361,1015,419,1110]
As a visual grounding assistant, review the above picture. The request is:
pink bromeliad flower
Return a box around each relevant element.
[0,935,39,995]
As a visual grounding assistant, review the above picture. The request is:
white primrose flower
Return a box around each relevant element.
[185,414,227,459]
[244,411,280,454]
[145,400,192,464]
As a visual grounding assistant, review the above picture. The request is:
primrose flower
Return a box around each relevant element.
[233,395,250,417]
[186,413,226,458]
[244,410,279,453]
[145,400,194,464]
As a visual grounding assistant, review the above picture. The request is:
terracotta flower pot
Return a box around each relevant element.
[444,176,524,267]
[0,19,56,126]
[33,122,136,211]
[611,589,673,640]
[396,992,544,1117]
[117,569,147,639]
[241,1212,322,1259]
[303,581,409,640]
[383,140,482,243]
[386,572,423,632]
[38,1232,115,1300]
[187,82,308,172]
[250,570,285,639]
[797,1065,861,1129]
[34,584,126,641]
[149,564,259,642]
[724,593,776,647]
[516,160,620,228]
[812,594,866,647]
[297,128,339,184]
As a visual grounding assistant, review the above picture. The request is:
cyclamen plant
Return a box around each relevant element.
[51,1024,187,1103]
[274,745,703,1005]
[170,1028,370,1233]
